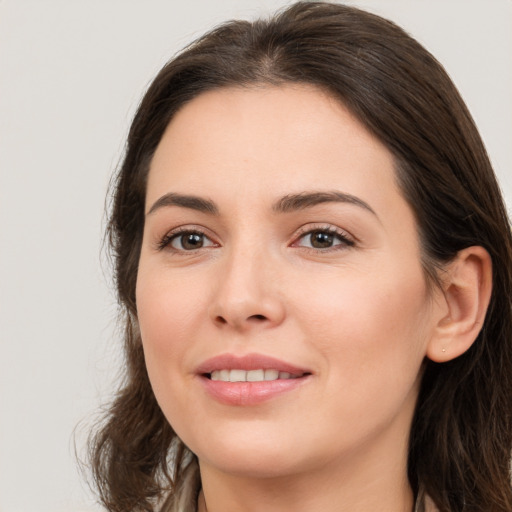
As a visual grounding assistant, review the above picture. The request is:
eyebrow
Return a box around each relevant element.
[147,190,377,218]
[272,191,377,216]
[147,192,218,215]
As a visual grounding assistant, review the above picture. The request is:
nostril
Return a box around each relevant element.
[249,314,267,321]
[211,311,275,328]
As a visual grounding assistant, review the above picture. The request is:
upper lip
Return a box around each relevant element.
[196,353,311,377]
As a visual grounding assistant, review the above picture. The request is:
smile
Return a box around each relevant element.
[197,353,312,405]
[210,369,301,382]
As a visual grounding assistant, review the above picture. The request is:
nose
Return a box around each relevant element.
[208,246,286,332]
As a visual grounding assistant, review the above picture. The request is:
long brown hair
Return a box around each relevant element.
[88,2,512,511]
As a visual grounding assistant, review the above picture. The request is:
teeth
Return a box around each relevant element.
[247,369,264,382]
[264,369,279,381]
[209,369,298,382]
[230,369,246,382]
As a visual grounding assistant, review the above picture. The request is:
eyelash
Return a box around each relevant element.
[157,225,355,253]
[157,227,216,252]
[292,225,355,251]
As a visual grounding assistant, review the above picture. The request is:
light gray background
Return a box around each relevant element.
[1,1,511,511]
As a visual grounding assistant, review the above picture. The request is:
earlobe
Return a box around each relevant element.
[426,246,492,363]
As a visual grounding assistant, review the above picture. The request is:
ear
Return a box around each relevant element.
[426,246,492,363]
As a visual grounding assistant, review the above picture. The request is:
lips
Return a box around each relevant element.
[196,353,310,377]
[196,353,312,406]
[210,368,300,382]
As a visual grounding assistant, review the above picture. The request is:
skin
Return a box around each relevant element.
[136,85,457,512]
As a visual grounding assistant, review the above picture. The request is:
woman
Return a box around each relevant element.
[88,2,512,511]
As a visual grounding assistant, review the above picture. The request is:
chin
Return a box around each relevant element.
[200,451,306,480]
[188,429,312,479]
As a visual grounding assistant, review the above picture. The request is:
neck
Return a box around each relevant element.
[197,437,414,512]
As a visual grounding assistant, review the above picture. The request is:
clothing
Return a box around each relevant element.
[415,487,439,512]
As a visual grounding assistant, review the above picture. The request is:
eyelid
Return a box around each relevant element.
[290,223,356,249]
[156,225,219,252]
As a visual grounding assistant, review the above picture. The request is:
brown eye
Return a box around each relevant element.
[179,233,203,250]
[168,231,215,251]
[295,228,353,250]
[309,231,334,248]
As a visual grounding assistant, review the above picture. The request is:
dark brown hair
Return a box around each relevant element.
[89,2,512,511]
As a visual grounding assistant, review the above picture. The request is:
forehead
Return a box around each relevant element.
[146,84,400,213]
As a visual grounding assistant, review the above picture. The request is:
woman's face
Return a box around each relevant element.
[136,85,442,479]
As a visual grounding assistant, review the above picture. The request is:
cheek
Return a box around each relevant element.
[137,264,204,339]
[288,268,431,451]
[295,265,431,388]
[135,273,211,441]
[135,269,205,394]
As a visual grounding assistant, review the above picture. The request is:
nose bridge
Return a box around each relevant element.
[209,236,285,330]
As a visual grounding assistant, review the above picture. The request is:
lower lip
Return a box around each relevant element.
[198,375,310,406]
